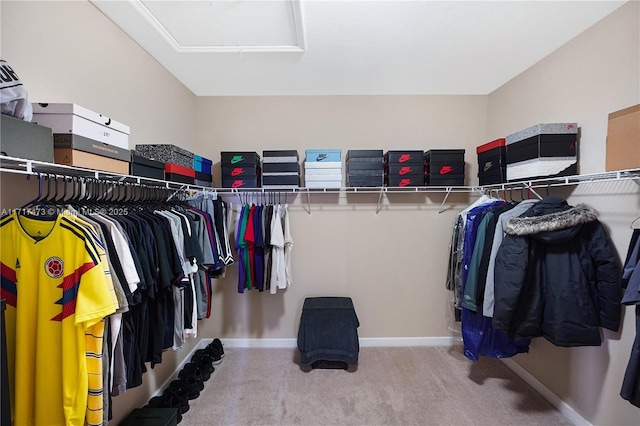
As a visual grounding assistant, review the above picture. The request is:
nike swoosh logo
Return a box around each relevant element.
[440,166,453,175]
[483,161,493,172]
[230,155,244,164]
[316,154,328,161]
[399,179,412,187]
[231,180,245,188]
[399,166,412,175]
[398,154,412,163]
[231,168,244,177]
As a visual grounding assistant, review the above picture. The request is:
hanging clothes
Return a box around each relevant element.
[493,196,621,346]
[620,229,640,408]
[0,211,118,426]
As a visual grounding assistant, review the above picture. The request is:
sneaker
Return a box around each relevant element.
[167,379,190,414]
[204,341,223,365]
[212,338,225,359]
[179,363,204,399]
[192,350,215,380]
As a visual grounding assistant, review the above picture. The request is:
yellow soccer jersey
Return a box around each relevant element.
[0,212,117,426]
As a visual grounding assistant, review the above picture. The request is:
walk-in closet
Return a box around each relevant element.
[1,1,639,425]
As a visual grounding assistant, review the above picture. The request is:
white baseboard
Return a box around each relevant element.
[220,336,462,348]
[501,358,591,426]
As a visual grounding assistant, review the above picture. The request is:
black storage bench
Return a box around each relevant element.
[297,297,360,368]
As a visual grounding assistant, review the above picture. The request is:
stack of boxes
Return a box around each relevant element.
[384,150,424,187]
[476,139,506,185]
[304,149,342,189]
[135,144,195,184]
[262,150,300,189]
[129,153,164,180]
[505,123,578,181]
[424,149,465,186]
[345,150,384,187]
[221,151,261,188]
[194,154,213,187]
[32,103,131,174]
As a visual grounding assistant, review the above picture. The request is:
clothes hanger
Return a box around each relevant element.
[631,216,640,229]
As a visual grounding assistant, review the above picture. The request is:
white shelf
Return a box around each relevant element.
[1,155,639,197]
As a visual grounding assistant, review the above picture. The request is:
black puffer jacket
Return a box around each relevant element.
[493,197,621,346]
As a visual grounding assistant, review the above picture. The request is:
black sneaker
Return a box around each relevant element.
[150,393,183,423]
[179,363,204,399]
[212,338,225,359]
[167,379,190,414]
[205,340,223,365]
[192,350,215,380]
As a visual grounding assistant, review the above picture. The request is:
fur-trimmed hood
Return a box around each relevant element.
[506,203,598,237]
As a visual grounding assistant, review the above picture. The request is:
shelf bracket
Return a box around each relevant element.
[304,188,312,215]
[633,178,640,187]
[437,188,453,215]
[375,187,385,215]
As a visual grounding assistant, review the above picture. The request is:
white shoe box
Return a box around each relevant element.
[32,103,130,149]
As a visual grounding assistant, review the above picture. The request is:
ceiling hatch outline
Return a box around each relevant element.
[129,0,306,53]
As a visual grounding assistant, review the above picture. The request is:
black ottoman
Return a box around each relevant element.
[297,297,359,367]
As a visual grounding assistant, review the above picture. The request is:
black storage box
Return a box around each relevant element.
[130,154,165,180]
[346,175,384,187]
[384,150,424,164]
[346,161,384,171]
[0,113,53,162]
[506,134,578,164]
[222,178,260,188]
[120,407,178,426]
[477,139,507,185]
[346,149,384,159]
[262,162,299,173]
[262,175,300,186]
[387,163,423,176]
[424,149,465,187]
[221,151,260,166]
[427,175,466,186]
[195,171,213,182]
[165,173,194,184]
[222,165,259,179]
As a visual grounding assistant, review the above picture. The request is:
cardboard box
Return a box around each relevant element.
[54,148,129,174]
[53,134,131,162]
[0,113,53,162]
[305,149,341,162]
[606,104,640,171]
[194,155,213,174]
[32,103,129,149]
[385,150,424,165]
[477,139,506,185]
[130,154,164,180]
[221,151,260,166]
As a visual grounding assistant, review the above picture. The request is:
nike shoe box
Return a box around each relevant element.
[222,165,259,179]
[222,178,260,189]
[262,150,300,188]
[346,149,384,159]
[195,171,213,187]
[194,154,213,175]
[424,149,465,186]
[53,134,131,162]
[477,139,507,185]
[32,102,130,149]
[384,150,424,165]
[386,175,424,187]
[505,123,578,181]
[305,149,341,163]
[346,161,384,171]
[0,113,54,162]
[345,150,384,183]
[387,163,423,177]
[130,154,165,180]
[221,151,260,167]
[165,162,195,184]
[136,144,194,168]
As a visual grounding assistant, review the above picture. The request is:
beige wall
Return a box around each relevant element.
[488,2,640,425]
[0,1,200,423]
[195,95,488,340]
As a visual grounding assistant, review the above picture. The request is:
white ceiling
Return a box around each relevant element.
[90,0,627,96]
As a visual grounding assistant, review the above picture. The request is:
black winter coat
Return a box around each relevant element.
[492,197,621,346]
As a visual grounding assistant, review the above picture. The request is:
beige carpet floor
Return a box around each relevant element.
[180,346,570,426]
